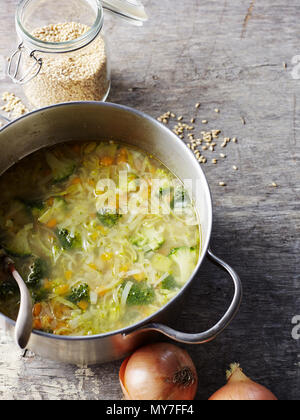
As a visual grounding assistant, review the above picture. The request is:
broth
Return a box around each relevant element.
[0,141,200,336]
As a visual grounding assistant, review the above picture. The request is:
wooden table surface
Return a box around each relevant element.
[0,0,299,400]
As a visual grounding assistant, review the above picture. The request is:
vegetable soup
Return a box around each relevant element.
[0,141,200,336]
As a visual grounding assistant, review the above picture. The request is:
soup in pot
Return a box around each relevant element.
[0,141,200,336]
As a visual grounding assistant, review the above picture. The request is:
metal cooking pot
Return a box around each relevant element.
[0,102,242,365]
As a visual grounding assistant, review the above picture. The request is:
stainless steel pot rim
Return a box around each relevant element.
[0,101,213,342]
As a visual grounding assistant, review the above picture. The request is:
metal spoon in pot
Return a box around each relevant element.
[0,250,33,349]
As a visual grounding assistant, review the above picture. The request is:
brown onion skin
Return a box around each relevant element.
[119,342,198,400]
[209,365,278,401]
[209,381,278,401]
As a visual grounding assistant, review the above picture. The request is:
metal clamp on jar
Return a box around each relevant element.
[8,0,148,108]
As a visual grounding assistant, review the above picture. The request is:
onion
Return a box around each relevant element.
[119,342,198,400]
[209,363,278,401]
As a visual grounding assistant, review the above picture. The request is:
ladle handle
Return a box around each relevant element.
[10,267,33,349]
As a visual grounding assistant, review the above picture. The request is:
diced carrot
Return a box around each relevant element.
[46,219,57,229]
[116,148,128,165]
[96,287,110,297]
[100,156,114,167]
[71,177,81,185]
[33,319,42,330]
[33,303,42,317]
[78,301,89,311]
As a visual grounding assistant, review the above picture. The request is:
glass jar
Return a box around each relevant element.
[8,0,147,108]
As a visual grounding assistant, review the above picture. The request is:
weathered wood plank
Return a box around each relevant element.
[0,0,299,400]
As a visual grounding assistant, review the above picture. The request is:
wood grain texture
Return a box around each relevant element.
[0,0,299,400]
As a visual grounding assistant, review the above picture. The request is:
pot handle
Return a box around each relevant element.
[124,248,242,344]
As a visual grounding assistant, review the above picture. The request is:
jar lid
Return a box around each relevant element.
[102,0,148,25]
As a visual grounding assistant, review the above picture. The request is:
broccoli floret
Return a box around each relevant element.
[67,283,90,304]
[131,226,164,252]
[56,228,81,250]
[4,224,33,258]
[31,288,49,304]
[161,275,178,290]
[125,281,155,306]
[97,209,122,228]
[169,247,198,285]
[19,198,44,217]
[46,152,76,183]
[11,197,44,220]
[26,258,48,288]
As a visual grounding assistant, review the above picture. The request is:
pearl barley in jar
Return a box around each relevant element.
[9,0,111,108]
[24,22,109,107]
